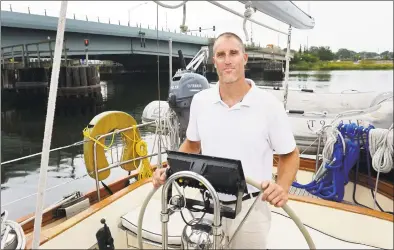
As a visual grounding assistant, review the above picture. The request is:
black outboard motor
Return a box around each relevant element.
[168,72,210,141]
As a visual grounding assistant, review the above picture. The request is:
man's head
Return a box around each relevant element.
[213,32,248,84]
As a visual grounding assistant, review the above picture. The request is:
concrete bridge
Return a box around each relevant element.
[1,10,290,71]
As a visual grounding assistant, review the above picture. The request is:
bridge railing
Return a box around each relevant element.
[1,4,214,38]
[1,36,127,69]
[1,38,70,69]
[245,44,292,58]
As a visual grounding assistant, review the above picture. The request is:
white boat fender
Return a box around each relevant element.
[136,172,316,250]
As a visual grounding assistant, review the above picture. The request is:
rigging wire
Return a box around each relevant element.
[156,2,162,168]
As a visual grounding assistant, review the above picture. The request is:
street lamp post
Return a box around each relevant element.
[128,2,148,25]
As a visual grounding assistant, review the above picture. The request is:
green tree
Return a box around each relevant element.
[307,46,334,61]
[336,48,357,60]
[380,51,393,60]
[302,53,319,63]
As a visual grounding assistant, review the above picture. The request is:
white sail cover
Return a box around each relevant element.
[239,1,315,29]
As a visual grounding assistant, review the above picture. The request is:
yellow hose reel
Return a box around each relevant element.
[83,111,151,181]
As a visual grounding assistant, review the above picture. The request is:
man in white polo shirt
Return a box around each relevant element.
[153,32,299,248]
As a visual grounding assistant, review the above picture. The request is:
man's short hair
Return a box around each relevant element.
[213,32,245,54]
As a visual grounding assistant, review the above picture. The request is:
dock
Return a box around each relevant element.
[1,39,102,101]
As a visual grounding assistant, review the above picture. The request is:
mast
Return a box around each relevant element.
[31,1,68,249]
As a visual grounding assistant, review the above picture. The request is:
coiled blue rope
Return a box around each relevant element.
[292,122,373,202]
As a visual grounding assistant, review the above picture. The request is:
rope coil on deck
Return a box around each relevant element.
[368,124,393,174]
[1,210,26,250]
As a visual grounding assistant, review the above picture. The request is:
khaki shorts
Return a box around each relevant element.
[221,195,272,249]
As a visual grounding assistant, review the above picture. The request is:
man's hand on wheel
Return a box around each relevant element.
[261,181,289,207]
[152,167,167,188]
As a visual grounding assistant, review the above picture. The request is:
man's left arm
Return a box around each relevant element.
[261,96,299,207]
[276,147,299,193]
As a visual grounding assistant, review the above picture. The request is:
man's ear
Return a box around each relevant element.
[243,53,248,65]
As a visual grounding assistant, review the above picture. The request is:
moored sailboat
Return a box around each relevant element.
[1,1,393,250]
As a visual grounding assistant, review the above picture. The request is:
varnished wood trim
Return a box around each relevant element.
[23,160,392,249]
[20,162,165,248]
[30,178,153,249]
[274,155,320,173]
[19,176,129,234]
[19,168,138,234]
[348,170,393,199]
[289,194,394,222]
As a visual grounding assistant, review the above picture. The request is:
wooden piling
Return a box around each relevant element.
[66,67,72,87]
[2,69,16,89]
[86,66,94,86]
[59,66,66,87]
[72,67,80,87]
[79,67,87,87]
[3,65,102,102]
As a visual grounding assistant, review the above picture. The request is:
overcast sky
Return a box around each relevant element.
[1,1,393,53]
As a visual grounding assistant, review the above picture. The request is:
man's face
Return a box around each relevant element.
[213,36,248,84]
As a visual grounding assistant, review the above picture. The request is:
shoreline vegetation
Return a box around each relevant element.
[290,60,393,71]
[284,46,393,71]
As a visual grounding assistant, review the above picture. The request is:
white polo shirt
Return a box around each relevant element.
[186,78,296,195]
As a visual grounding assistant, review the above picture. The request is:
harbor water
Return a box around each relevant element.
[1,70,393,219]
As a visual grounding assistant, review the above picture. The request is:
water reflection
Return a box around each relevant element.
[290,72,332,81]
[1,75,171,219]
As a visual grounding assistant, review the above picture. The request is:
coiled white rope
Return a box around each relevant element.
[149,108,180,164]
[153,1,187,9]
[180,4,187,33]
[368,124,393,174]
[1,210,26,250]
[152,1,188,32]
[368,124,393,209]
[164,109,180,150]
[321,125,346,164]
[312,122,345,181]
[243,1,253,42]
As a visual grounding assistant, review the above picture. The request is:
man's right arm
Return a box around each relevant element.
[178,139,201,154]
[152,94,201,188]
[152,139,201,188]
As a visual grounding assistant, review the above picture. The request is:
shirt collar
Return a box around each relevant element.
[212,78,256,107]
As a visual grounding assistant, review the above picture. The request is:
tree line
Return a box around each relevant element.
[285,46,393,63]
